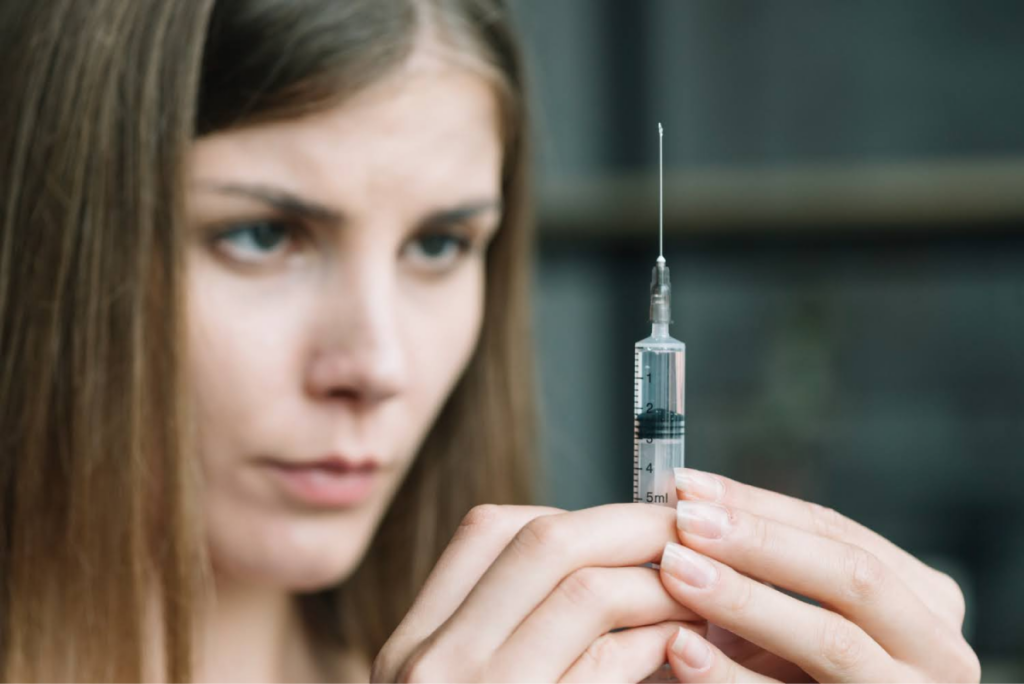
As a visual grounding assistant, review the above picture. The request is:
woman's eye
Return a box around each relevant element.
[213,220,296,263]
[403,233,472,270]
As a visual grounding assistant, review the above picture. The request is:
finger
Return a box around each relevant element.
[666,626,780,683]
[674,467,962,623]
[673,501,966,669]
[373,504,562,682]
[559,622,705,684]
[705,624,813,682]
[490,566,702,681]
[403,504,563,629]
[659,542,902,683]
[422,503,681,672]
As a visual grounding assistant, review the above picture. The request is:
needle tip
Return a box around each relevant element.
[658,122,663,136]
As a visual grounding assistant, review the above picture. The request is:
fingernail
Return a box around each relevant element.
[661,542,718,588]
[674,468,724,502]
[676,501,731,539]
[671,626,712,670]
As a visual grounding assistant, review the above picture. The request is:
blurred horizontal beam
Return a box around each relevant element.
[537,157,1024,238]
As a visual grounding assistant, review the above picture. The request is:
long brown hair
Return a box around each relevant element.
[0,0,535,680]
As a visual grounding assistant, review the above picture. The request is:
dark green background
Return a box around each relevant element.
[510,1,1024,679]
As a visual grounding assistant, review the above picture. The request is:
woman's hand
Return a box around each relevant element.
[658,468,981,683]
[372,503,706,682]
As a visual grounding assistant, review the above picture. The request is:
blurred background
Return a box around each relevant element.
[509,0,1024,680]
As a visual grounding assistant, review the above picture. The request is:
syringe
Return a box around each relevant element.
[633,123,686,508]
[632,125,688,684]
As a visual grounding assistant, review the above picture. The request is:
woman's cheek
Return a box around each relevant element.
[405,266,486,407]
[187,264,313,462]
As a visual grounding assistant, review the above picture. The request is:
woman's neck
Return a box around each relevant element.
[195,576,330,683]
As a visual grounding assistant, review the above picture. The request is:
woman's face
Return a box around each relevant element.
[185,52,503,591]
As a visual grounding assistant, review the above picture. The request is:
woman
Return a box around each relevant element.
[0,1,981,682]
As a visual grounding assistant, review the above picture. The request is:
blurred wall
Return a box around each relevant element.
[510,0,1024,679]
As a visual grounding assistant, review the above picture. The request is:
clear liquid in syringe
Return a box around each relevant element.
[633,337,685,506]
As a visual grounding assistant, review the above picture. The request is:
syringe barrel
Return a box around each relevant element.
[633,345,688,684]
[633,336,686,507]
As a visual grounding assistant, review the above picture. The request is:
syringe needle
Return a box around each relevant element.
[658,122,664,264]
[649,122,671,327]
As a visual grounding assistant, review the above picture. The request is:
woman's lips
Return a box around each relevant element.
[262,457,380,508]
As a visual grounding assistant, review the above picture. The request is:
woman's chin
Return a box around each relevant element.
[207,509,374,593]
[211,545,362,593]
[280,564,358,593]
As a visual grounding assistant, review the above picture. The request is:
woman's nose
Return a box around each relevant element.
[304,268,407,407]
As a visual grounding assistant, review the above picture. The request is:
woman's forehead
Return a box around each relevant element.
[188,63,503,222]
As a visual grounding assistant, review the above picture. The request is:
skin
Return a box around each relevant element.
[184,44,503,681]
[661,470,981,683]
[181,38,981,684]
[372,476,980,683]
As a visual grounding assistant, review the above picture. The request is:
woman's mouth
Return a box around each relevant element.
[261,456,380,508]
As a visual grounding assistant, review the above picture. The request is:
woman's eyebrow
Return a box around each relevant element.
[420,200,503,228]
[198,182,343,224]
[198,181,500,229]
